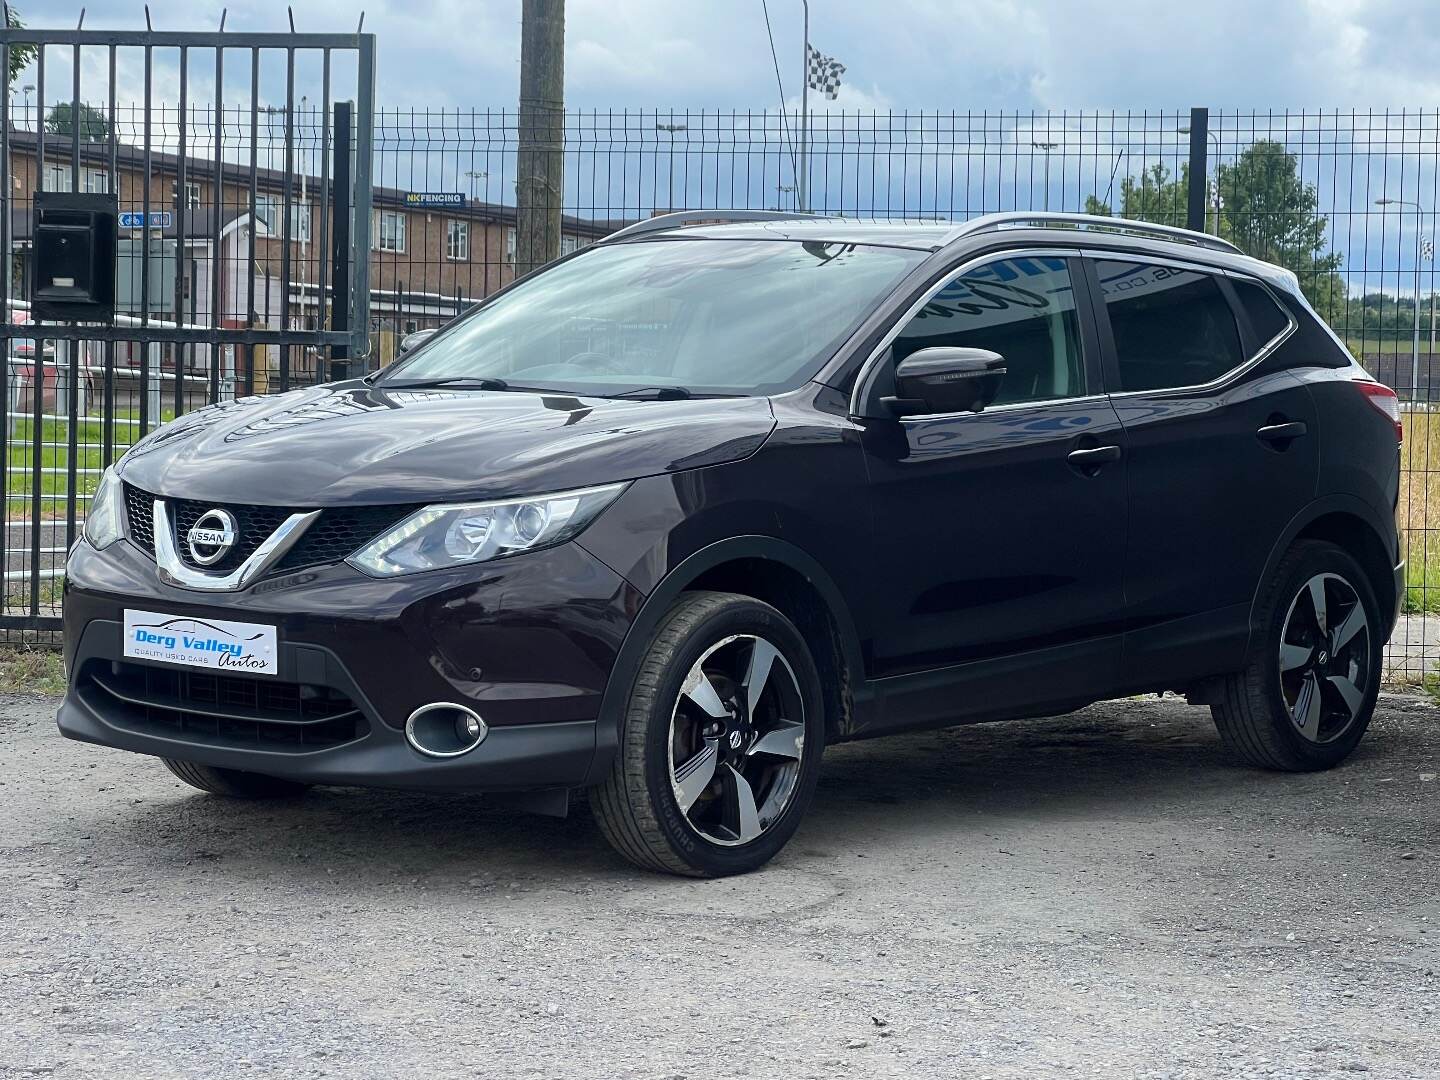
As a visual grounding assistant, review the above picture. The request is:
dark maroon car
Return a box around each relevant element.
[60,211,1404,876]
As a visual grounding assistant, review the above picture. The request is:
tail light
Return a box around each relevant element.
[1356,380,1402,443]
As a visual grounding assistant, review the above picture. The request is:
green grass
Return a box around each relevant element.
[1400,410,1440,613]
[0,646,65,696]
[2,413,162,518]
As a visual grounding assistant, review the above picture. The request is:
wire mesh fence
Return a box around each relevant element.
[5,103,1440,684]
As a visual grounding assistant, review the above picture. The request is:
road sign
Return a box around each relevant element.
[118,211,174,229]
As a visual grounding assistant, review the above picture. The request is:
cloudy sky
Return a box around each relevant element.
[17,0,1440,111]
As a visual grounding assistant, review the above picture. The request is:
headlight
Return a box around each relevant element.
[84,467,124,550]
[348,483,627,577]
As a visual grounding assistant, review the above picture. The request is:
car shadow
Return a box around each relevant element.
[72,697,1403,890]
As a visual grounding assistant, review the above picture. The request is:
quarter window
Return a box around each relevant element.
[1094,260,1245,392]
[890,256,1086,407]
[1231,277,1291,347]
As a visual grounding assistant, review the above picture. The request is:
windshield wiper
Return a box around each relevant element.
[606,385,693,400]
[380,375,511,391]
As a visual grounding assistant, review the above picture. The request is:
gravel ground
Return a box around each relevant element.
[1,691,1437,1080]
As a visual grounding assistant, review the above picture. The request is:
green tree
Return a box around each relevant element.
[45,101,111,143]
[1084,141,1344,321]
[6,8,37,89]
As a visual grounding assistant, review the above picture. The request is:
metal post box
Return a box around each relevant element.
[31,191,118,322]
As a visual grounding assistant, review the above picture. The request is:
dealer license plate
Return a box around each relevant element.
[122,609,278,675]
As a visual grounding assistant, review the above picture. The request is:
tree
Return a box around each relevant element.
[6,8,37,89]
[1085,141,1344,321]
[45,101,111,143]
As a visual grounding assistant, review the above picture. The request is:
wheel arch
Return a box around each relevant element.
[583,536,870,786]
[1250,496,1399,647]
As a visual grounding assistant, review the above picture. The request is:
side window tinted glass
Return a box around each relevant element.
[1232,278,1292,346]
[1095,260,1245,392]
[891,256,1085,406]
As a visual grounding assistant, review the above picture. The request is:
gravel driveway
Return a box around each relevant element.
[1,691,1437,1079]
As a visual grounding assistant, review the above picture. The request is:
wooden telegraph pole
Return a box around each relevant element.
[516,0,564,275]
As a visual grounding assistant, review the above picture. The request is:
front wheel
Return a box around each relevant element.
[591,591,826,877]
[1212,540,1382,771]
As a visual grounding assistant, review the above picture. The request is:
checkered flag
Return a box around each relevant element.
[806,44,845,100]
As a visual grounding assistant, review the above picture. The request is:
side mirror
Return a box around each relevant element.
[399,329,436,354]
[884,346,1006,416]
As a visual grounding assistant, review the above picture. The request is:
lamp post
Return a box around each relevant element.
[1032,142,1058,211]
[1376,197,1430,403]
[656,122,687,213]
[22,84,34,127]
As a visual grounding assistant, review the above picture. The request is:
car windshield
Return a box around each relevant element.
[381,238,926,397]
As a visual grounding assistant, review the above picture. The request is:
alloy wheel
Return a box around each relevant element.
[667,633,806,846]
[1278,572,1372,745]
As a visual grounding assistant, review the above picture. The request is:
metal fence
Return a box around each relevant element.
[6,103,1440,684]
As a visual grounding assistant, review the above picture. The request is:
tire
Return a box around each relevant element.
[1212,539,1383,771]
[162,758,312,798]
[591,591,826,877]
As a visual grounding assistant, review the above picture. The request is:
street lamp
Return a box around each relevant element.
[1032,141,1058,211]
[22,84,34,126]
[656,122,687,213]
[1377,197,1431,402]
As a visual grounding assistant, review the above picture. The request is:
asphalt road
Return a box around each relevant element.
[0,690,1437,1079]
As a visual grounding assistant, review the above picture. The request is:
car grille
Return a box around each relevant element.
[80,659,367,752]
[123,484,418,577]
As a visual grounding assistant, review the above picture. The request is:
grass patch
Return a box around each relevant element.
[0,645,65,696]
[1400,410,1440,613]
[3,413,166,519]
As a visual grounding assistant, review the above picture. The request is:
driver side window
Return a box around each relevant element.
[892,256,1086,407]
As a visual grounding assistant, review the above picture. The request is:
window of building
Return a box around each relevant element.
[561,235,579,256]
[447,220,469,261]
[376,210,406,253]
[890,255,1086,407]
[43,163,108,193]
[1094,259,1246,392]
[506,227,517,262]
[255,195,312,243]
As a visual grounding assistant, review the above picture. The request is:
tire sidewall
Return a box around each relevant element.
[634,597,825,876]
[1257,542,1383,767]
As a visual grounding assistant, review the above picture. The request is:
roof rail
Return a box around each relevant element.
[602,209,830,243]
[943,211,1244,255]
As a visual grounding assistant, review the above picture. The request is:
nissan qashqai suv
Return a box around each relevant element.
[60,211,1405,877]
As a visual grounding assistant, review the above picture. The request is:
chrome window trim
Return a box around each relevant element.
[152,499,320,592]
[1086,250,1299,399]
[895,392,1110,424]
[848,247,1086,418]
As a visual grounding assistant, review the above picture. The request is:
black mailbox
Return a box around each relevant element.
[32,191,118,322]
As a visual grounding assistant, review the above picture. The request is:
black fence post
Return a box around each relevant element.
[1186,107,1209,233]
[330,101,353,382]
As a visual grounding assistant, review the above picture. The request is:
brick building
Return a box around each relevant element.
[5,126,615,368]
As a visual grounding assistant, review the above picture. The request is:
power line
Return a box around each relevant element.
[760,0,798,193]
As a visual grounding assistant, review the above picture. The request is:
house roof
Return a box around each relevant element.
[4,126,616,237]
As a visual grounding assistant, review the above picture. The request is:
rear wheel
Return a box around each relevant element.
[591,591,825,877]
[1212,540,1381,771]
[162,759,311,798]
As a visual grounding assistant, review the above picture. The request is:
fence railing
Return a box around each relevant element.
[7,104,1440,683]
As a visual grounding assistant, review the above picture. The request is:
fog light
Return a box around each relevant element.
[405,703,488,758]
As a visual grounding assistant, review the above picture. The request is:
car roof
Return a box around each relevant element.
[607,211,1301,297]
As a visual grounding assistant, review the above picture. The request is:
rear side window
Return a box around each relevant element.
[1231,277,1292,346]
[1094,260,1245,392]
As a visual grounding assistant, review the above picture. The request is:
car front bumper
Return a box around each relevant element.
[58,537,643,792]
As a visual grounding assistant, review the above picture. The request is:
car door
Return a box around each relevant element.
[855,252,1129,726]
[1082,254,1319,687]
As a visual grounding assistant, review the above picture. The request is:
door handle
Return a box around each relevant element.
[1256,421,1308,444]
[1071,446,1123,466]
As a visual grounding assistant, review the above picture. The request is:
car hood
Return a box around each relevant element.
[116,381,776,506]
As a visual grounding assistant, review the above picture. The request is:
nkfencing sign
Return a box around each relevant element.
[404,193,466,208]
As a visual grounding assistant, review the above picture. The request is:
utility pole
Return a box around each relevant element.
[516,0,565,276]
[798,0,809,212]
